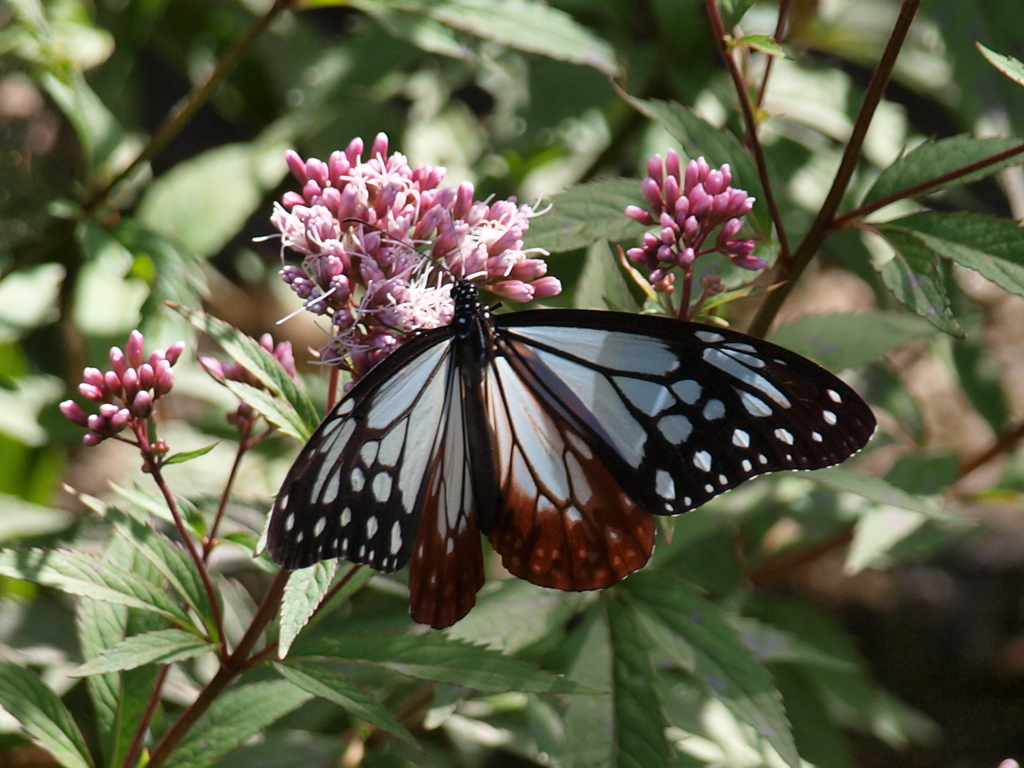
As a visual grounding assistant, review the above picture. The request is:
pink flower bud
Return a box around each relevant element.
[109,347,127,378]
[646,154,664,185]
[492,280,534,303]
[281,191,305,208]
[530,277,562,298]
[665,149,681,182]
[306,158,329,187]
[99,403,120,417]
[83,433,102,447]
[131,391,153,419]
[79,383,104,401]
[625,205,654,225]
[154,360,175,396]
[87,414,105,432]
[83,367,105,389]
[126,330,145,368]
[60,400,89,426]
[104,371,122,395]
[122,367,139,399]
[285,149,308,183]
[370,132,389,160]
[641,177,663,210]
[199,357,225,380]
[110,407,132,431]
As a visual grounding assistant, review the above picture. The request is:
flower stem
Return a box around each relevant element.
[747,0,923,338]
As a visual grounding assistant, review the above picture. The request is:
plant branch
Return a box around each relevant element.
[747,0,922,338]
[119,665,170,768]
[82,0,296,214]
[705,0,791,263]
[832,140,1024,229]
[755,0,792,109]
[957,419,1024,481]
[203,422,253,562]
[146,569,290,768]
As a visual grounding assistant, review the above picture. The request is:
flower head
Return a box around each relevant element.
[625,152,765,296]
[61,330,184,447]
[273,134,560,381]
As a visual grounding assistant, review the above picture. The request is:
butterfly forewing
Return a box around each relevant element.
[495,312,876,519]
[267,331,454,572]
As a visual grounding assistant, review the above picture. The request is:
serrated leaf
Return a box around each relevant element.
[865,135,1024,203]
[278,561,337,658]
[295,633,591,693]
[80,490,215,625]
[353,0,619,76]
[222,379,313,443]
[626,574,800,768]
[768,311,938,371]
[71,629,216,677]
[870,227,962,336]
[888,211,1024,299]
[606,595,671,768]
[977,43,1024,88]
[847,507,929,573]
[527,179,649,253]
[0,548,193,626]
[0,662,94,768]
[0,493,71,542]
[273,663,418,747]
[163,442,220,466]
[165,681,313,768]
[619,95,768,231]
[172,305,321,439]
[564,609,614,768]
[728,618,855,671]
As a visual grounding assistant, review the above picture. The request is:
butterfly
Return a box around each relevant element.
[267,279,876,628]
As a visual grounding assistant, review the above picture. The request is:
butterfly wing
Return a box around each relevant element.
[267,328,457,574]
[493,310,875,524]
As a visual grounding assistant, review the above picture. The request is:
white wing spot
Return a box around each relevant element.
[567,508,583,524]
[565,430,593,460]
[608,529,620,541]
[823,409,838,425]
[704,483,715,493]
[812,431,823,442]
[360,440,378,467]
[283,512,295,532]
[332,537,340,552]
[659,414,693,444]
[359,544,366,558]
[336,399,355,417]
[340,507,352,527]
[295,531,304,543]
[350,467,365,492]
[279,493,289,510]
[706,348,791,407]
[565,452,592,505]
[774,428,795,445]
[372,471,393,502]
[696,330,725,343]
[738,390,772,417]
[341,538,349,554]
[656,469,676,500]
[615,376,674,416]
[323,472,341,504]
[672,379,701,404]
[732,428,750,448]
[390,521,402,555]
[313,517,327,538]
[758,454,768,464]
[683,496,692,506]
[718,474,728,485]
[741,459,753,472]
[693,450,712,472]
[703,399,725,420]
[366,516,378,539]
[445,538,454,554]
[828,389,842,403]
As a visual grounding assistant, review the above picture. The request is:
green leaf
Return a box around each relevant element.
[0,493,71,543]
[137,141,289,259]
[943,331,1010,434]
[80,491,215,626]
[563,609,614,768]
[977,42,1024,88]
[864,135,1024,204]
[627,574,800,768]
[351,0,619,76]
[869,227,962,336]
[809,467,952,520]
[165,681,313,768]
[71,629,217,677]
[163,442,221,466]
[734,33,786,57]
[888,211,1024,300]
[278,561,338,658]
[173,305,321,441]
[619,95,768,231]
[0,661,94,768]
[728,618,856,671]
[273,663,418,748]
[0,548,192,627]
[768,311,938,371]
[719,0,757,28]
[573,240,641,311]
[295,633,591,693]
[847,507,930,573]
[606,596,672,768]
[526,178,648,253]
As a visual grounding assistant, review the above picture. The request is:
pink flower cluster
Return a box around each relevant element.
[200,334,296,429]
[625,152,764,287]
[273,133,560,380]
[60,331,184,446]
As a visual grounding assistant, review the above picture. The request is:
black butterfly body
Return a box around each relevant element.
[268,280,876,627]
